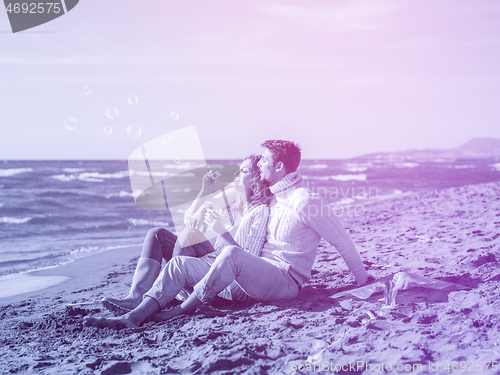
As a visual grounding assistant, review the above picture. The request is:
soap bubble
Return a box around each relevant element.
[64,117,77,130]
[106,107,119,119]
[127,124,142,139]
[103,126,112,135]
[210,171,221,180]
[160,134,173,148]
[170,111,179,120]
[83,86,91,95]
[133,150,145,160]
[128,95,138,105]
[174,158,181,164]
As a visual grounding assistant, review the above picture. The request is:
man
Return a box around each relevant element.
[255,140,369,286]
[84,140,369,329]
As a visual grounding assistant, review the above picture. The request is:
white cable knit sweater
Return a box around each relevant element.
[260,172,369,286]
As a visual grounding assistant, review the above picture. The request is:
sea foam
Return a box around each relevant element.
[0,168,33,177]
[1,217,32,224]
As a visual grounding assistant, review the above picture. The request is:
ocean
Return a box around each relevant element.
[1,158,499,278]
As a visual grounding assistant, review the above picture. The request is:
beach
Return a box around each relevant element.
[3,0,500,372]
[1,180,499,374]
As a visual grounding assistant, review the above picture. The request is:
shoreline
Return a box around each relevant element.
[0,245,142,305]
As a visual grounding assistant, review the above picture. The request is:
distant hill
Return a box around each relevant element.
[455,138,500,157]
[356,138,500,161]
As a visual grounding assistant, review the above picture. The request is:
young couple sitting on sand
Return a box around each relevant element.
[84,139,370,329]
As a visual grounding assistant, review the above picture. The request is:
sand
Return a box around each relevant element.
[1,181,499,374]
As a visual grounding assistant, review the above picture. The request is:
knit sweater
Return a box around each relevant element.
[260,172,368,286]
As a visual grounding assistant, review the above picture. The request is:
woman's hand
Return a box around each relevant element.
[186,203,210,232]
[200,172,212,193]
[185,171,217,230]
[205,209,227,235]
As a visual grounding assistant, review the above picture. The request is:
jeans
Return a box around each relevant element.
[175,227,216,258]
[144,233,300,308]
[145,255,211,308]
[143,226,215,261]
[194,246,300,303]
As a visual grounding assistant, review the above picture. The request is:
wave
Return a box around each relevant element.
[0,253,59,268]
[344,166,368,172]
[105,191,135,198]
[35,190,133,202]
[374,189,406,200]
[303,174,367,181]
[0,168,33,177]
[51,170,130,183]
[304,164,328,169]
[63,168,87,173]
[69,246,99,256]
[78,171,129,182]
[331,174,367,181]
[343,162,372,172]
[51,170,182,183]
[0,214,53,227]
[50,174,76,182]
[128,218,171,227]
[0,240,144,277]
[454,165,475,169]
[0,216,32,224]
[51,169,200,184]
[394,162,418,168]
[106,243,142,250]
[338,198,355,204]
[80,171,130,179]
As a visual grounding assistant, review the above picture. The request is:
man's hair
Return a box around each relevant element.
[261,139,301,173]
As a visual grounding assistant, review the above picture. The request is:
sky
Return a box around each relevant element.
[1,0,499,160]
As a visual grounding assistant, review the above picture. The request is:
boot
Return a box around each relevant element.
[102,257,161,315]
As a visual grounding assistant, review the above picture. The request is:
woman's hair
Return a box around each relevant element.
[244,154,273,208]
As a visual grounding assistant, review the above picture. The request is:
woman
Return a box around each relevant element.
[100,154,272,315]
